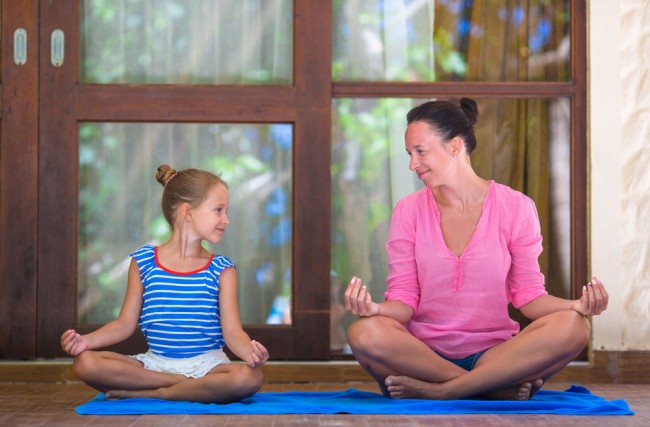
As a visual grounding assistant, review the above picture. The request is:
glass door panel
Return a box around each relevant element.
[81,0,293,84]
[78,122,293,326]
[333,0,571,82]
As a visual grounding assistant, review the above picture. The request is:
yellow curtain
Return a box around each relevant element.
[454,1,571,303]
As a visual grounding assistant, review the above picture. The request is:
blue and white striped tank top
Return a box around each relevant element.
[130,244,235,359]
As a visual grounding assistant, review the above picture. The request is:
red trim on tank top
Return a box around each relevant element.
[154,246,214,275]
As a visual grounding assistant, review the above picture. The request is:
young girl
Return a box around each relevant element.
[61,165,269,403]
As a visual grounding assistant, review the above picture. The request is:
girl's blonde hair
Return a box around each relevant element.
[155,164,228,226]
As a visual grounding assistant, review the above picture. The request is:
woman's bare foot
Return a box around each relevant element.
[482,378,545,401]
[482,382,531,400]
[385,375,448,399]
[529,378,545,398]
[385,375,546,401]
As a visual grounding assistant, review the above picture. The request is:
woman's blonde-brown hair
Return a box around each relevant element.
[155,164,228,226]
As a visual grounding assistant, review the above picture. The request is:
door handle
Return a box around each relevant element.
[51,29,65,67]
[13,28,27,65]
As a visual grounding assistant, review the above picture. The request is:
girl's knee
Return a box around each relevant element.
[245,367,264,393]
[72,351,97,381]
[231,365,263,396]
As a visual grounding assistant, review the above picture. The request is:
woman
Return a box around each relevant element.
[344,98,608,400]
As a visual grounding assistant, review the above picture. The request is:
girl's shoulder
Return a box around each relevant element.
[129,244,157,272]
[130,244,156,260]
[208,253,236,273]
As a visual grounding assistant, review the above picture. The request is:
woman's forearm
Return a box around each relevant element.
[519,294,575,320]
[376,300,414,324]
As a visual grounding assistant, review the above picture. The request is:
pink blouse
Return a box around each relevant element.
[384,181,547,359]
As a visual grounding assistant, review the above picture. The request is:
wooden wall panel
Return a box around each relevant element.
[0,0,39,359]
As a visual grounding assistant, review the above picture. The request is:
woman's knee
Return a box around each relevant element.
[347,316,399,353]
[348,317,376,348]
[551,310,591,349]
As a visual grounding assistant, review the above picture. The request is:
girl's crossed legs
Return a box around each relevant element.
[72,350,262,404]
[348,309,590,400]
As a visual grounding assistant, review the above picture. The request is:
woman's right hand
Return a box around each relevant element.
[60,329,89,356]
[344,276,380,317]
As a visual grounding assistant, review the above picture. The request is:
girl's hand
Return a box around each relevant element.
[60,329,89,356]
[344,276,380,317]
[571,277,609,316]
[245,340,269,368]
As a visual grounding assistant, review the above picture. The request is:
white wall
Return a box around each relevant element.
[619,0,650,349]
[590,0,650,351]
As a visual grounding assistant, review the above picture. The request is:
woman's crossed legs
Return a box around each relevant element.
[348,309,590,400]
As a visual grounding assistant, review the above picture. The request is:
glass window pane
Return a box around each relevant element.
[333,0,570,82]
[331,97,571,353]
[81,0,293,84]
[78,123,293,326]
[330,98,423,353]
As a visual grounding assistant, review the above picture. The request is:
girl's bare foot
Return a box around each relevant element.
[105,388,163,400]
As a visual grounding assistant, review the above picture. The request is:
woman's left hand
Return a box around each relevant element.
[245,340,269,368]
[571,276,609,316]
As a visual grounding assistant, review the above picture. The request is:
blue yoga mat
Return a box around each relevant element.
[76,385,633,416]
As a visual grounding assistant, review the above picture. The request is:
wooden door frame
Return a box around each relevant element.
[1,0,587,361]
[35,1,332,360]
[0,0,39,359]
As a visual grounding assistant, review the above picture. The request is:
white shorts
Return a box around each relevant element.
[130,348,231,379]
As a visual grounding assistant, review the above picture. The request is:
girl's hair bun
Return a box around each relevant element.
[156,164,177,187]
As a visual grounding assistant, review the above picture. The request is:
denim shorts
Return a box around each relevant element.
[437,349,487,371]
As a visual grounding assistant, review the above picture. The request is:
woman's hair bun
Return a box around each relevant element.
[459,97,479,126]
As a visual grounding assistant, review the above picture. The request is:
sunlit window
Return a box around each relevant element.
[78,123,292,325]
